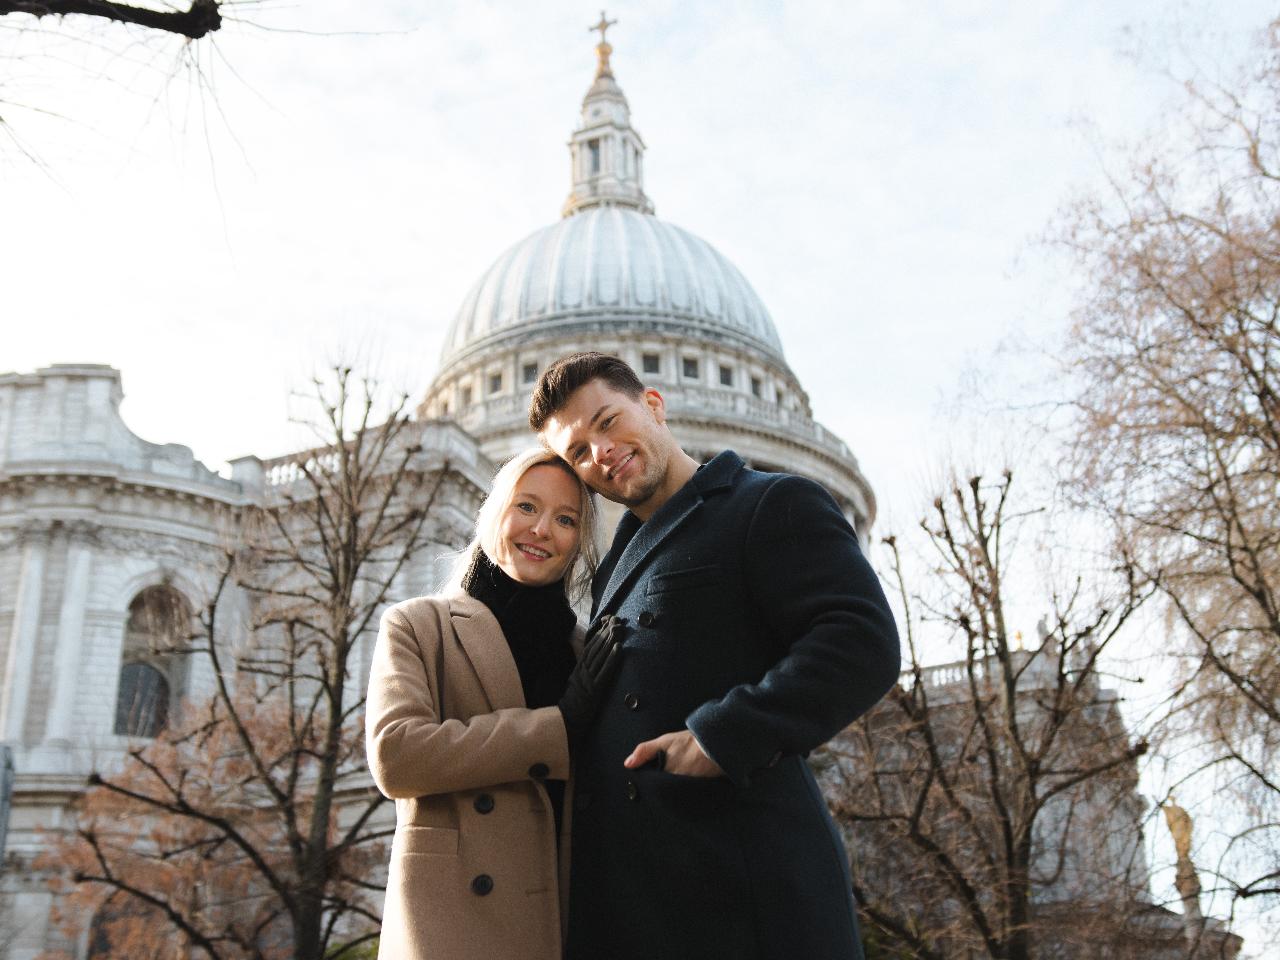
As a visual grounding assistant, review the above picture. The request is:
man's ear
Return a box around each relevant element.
[643,389,666,424]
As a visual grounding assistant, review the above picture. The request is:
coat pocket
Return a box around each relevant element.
[645,564,722,595]
[394,825,460,857]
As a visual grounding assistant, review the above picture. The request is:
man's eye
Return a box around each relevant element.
[601,415,615,429]
[572,446,588,462]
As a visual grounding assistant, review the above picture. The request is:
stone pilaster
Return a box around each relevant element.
[0,524,51,744]
[43,524,95,746]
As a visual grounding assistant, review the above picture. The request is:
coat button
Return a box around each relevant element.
[625,779,639,801]
[471,874,494,896]
[638,610,656,627]
[623,692,640,710]
[529,762,549,780]
[473,793,495,814]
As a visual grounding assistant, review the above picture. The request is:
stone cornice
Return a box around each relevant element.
[0,467,248,510]
[437,313,791,382]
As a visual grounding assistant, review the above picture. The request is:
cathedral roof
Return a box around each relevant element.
[439,207,786,367]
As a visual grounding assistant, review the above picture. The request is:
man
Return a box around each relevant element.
[529,352,900,960]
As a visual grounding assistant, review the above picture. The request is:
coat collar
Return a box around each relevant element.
[446,592,526,711]
[592,450,744,618]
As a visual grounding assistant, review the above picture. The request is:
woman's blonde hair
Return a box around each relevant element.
[443,447,599,602]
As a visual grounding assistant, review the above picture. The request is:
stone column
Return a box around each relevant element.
[43,526,94,747]
[0,525,51,744]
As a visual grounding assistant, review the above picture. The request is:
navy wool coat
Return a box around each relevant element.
[566,451,900,960]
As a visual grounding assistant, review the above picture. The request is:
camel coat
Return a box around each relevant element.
[366,593,578,960]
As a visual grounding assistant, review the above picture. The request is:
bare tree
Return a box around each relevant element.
[36,368,458,960]
[1055,13,1280,925]
[0,1,222,39]
[821,471,1157,960]
[0,0,243,165]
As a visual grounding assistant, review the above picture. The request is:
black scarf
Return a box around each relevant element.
[463,550,577,710]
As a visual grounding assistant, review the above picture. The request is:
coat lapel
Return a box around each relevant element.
[593,451,744,619]
[447,593,526,711]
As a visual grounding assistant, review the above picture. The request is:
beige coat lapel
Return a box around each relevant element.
[447,592,527,711]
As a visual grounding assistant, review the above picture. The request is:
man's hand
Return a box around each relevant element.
[624,729,725,777]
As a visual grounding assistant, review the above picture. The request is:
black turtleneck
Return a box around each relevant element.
[463,550,576,837]
[463,550,577,709]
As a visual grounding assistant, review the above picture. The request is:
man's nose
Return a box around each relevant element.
[592,438,614,464]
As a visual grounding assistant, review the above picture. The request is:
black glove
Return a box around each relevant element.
[558,614,626,747]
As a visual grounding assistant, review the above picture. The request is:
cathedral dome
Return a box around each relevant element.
[440,207,785,370]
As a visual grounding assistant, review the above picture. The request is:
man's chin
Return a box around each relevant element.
[589,469,662,510]
[617,480,663,510]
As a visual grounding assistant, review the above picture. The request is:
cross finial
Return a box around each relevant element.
[589,10,617,45]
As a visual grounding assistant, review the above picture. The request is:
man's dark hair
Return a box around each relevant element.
[528,352,646,431]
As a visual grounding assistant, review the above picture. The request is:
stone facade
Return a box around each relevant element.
[0,365,249,958]
[0,366,491,959]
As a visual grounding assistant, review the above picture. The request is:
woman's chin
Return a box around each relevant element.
[503,558,568,587]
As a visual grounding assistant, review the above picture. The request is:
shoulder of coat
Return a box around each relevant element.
[383,594,456,629]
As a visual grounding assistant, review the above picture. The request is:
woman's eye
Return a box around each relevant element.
[557,515,577,528]
[516,501,535,513]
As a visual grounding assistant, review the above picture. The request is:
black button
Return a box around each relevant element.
[474,793,495,814]
[625,779,639,801]
[574,791,593,812]
[623,692,640,710]
[529,762,549,780]
[471,874,494,896]
[638,611,656,627]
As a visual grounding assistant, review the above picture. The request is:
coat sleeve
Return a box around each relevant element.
[685,475,900,788]
[365,604,571,799]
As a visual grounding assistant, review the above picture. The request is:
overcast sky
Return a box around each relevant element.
[3,2,1276,948]
[2,1,1272,527]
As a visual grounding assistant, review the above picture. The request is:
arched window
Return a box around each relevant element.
[88,895,165,959]
[113,585,189,738]
[113,662,170,738]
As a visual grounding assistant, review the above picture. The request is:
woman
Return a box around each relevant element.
[366,448,623,960]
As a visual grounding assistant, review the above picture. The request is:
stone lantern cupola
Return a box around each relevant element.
[562,12,654,217]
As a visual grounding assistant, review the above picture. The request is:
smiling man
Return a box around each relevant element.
[529,352,901,960]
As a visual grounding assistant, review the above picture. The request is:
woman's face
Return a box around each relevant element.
[492,463,583,587]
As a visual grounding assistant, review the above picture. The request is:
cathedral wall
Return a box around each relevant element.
[0,541,19,702]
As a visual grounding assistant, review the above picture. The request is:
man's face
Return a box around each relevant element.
[540,378,675,514]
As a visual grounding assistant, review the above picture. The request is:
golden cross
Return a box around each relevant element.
[589,10,617,45]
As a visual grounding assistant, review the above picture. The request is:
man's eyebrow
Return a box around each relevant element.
[567,404,611,451]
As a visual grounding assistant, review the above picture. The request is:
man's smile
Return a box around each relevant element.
[607,452,636,480]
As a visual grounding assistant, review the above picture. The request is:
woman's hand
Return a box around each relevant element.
[558,614,626,746]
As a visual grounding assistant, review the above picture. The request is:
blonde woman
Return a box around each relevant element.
[366,448,624,960]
